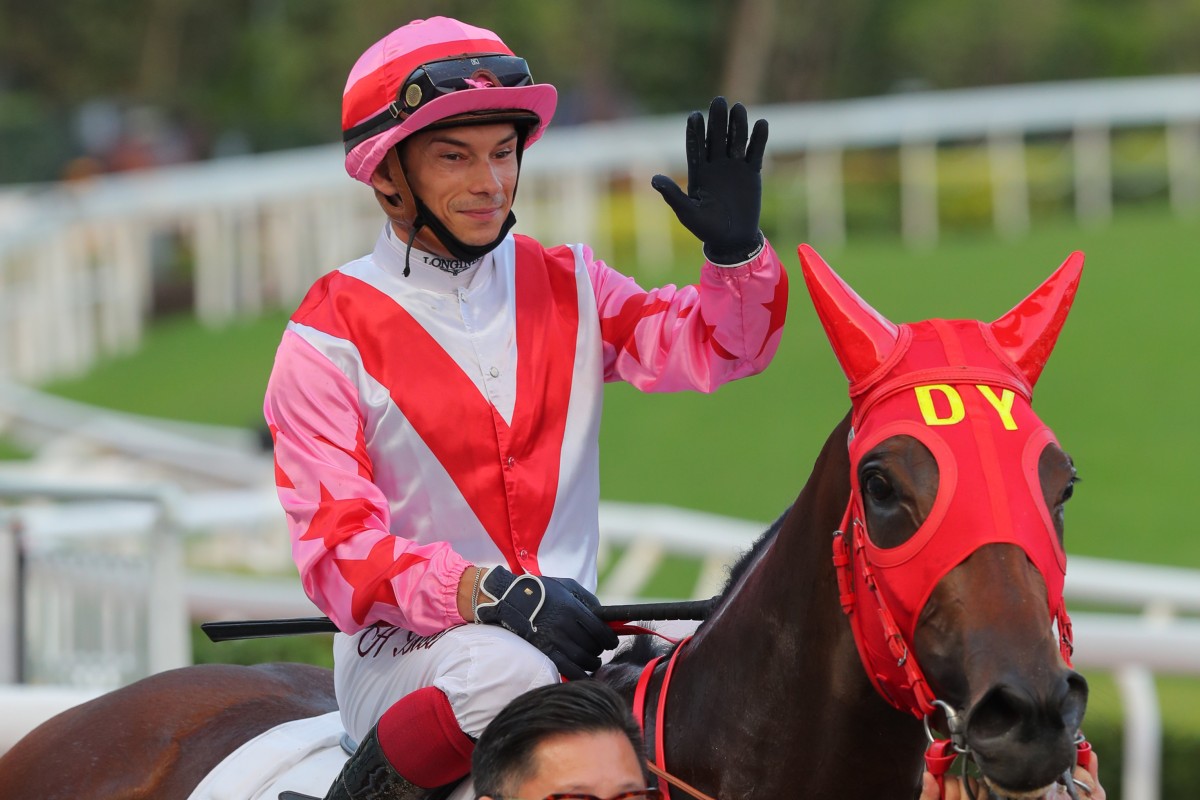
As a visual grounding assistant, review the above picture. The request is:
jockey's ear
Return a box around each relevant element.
[371,149,406,210]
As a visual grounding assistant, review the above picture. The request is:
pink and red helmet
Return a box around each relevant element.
[341,17,558,185]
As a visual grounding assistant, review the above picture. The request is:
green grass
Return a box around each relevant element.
[41,310,291,430]
[0,436,31,460]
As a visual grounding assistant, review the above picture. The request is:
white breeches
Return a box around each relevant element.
[332,623,559,743]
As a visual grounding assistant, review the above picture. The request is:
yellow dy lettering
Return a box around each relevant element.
[914,384,964,426]
[976,385,1018,430]
[913,384,1019,429]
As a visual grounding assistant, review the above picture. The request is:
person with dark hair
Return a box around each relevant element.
[472,681,653,800]
[473,681,1108,800]
[264,14,785,800]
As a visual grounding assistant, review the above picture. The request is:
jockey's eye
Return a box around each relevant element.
[863,472,894,503]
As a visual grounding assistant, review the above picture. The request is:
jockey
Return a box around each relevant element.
[264,15,787,800]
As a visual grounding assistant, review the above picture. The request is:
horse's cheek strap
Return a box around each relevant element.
[836,505,939,718]
[1056,603,1075,667]
[832,529,855,613]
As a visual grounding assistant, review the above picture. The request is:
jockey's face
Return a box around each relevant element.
[400,122,520,256]
[486,729,646,800]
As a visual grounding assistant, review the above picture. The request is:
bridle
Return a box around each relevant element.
[831,369,1083,798]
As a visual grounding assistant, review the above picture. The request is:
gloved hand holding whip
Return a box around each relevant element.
[474,566,619,680]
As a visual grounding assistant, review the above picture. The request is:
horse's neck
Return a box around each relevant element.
[665,414,925,799]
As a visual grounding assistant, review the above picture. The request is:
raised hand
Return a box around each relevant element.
[651,96,768,264]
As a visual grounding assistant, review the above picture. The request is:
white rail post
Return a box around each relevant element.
[1166,118,1200,215]
[988,129,1031,238]
[235,208,264,317]
[1115,665,1161,800]
[1073,124,1113,225]
[146,487,191,674]
[630,162,675,273]
[806,147,846,248]
[0,512,19,683]
[601,539,665,601]
[900,138,939,247]
[558,169,606,260]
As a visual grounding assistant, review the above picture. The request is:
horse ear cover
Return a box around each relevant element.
[797,244,1084,391]
[797,244,899,385]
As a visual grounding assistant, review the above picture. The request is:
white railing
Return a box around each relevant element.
[0,479,191,687]
[2,74,1199,383]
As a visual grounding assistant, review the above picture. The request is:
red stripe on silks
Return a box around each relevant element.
[506,237,580,573]
[294,238,578,575]
[295,271,519,568]
[334,538,429,626]
[377,686,474,788]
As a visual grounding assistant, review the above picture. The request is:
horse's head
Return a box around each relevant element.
[800,245,1088,796]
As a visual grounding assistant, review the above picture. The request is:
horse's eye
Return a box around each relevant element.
[1061,476,1078,504]
[863,473,894,502]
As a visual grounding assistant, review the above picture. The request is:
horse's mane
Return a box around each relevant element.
[719,506,791,596]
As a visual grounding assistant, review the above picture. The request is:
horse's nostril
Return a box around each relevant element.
[967,684,1027,743]
[969,670,1089,745]
[1061,670,1089,731]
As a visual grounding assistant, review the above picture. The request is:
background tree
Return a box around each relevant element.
[1,0,1199,183]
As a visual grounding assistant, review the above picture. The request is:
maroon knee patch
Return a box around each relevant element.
[376,686,474,788]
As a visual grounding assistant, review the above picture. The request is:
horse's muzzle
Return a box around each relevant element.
[963,669,1089,794]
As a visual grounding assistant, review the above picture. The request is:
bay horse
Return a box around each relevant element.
[0,245,1088,800]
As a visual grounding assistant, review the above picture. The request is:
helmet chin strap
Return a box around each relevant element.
[394,126,529,276]
[410,199,517,264]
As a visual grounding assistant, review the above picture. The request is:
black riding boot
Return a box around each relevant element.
[322,724,426,800]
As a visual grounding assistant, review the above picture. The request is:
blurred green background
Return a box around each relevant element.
[4,0,1200,182]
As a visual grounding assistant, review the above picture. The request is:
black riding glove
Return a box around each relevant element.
[651,96,768,265]
[474,566,619,680]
